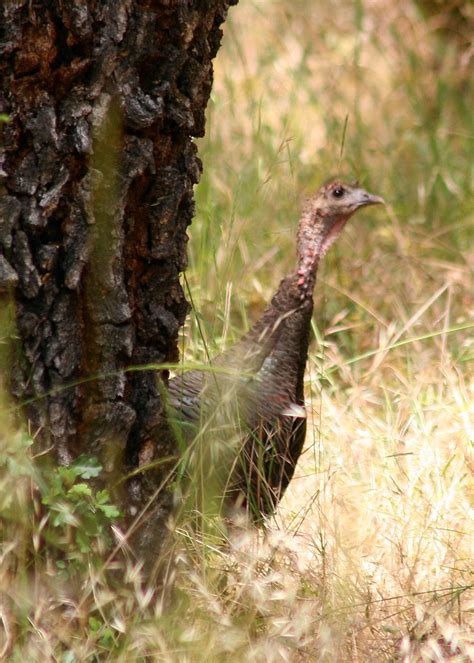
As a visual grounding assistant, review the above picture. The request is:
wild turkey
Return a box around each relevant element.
[167,180,384,520]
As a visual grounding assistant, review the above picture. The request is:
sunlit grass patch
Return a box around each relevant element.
[276,361,473,659]
[182,0,473,659]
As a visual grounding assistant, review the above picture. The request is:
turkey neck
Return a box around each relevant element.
[238,206,336,347]
[227,208,331,376]
[295,207,327,300]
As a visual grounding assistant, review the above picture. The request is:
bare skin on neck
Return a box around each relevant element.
[295,180,384,300]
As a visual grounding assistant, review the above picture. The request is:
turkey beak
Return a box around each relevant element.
[357,189,385,207]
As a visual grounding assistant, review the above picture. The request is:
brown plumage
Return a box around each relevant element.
[168,181,384,520]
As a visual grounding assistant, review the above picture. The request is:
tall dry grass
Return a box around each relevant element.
[182,0,473,660]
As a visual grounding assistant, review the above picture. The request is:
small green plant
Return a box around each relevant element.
[40,455,121,574]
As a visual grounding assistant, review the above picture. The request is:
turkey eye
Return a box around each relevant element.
[332,187,344,198]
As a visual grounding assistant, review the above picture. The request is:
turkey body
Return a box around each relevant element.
[167,273,312,519]
[166,180,384,520]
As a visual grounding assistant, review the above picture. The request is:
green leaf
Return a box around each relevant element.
[58,466,80,485]
[89,616,102,631]
[99,627,115,647]
[68,483,93,498]
[76,530,91,553]
[97,504,120,519]
[51,502,79,527]
[71,455,102,479]
[96,489,111,504]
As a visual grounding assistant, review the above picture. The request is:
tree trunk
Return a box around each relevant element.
[0,0,236,562]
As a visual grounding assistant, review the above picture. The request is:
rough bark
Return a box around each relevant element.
[0,0,236,561]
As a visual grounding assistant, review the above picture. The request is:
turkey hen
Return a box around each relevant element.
[167,180,384,520]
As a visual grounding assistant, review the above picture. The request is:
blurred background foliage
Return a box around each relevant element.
[187,0,472,362]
